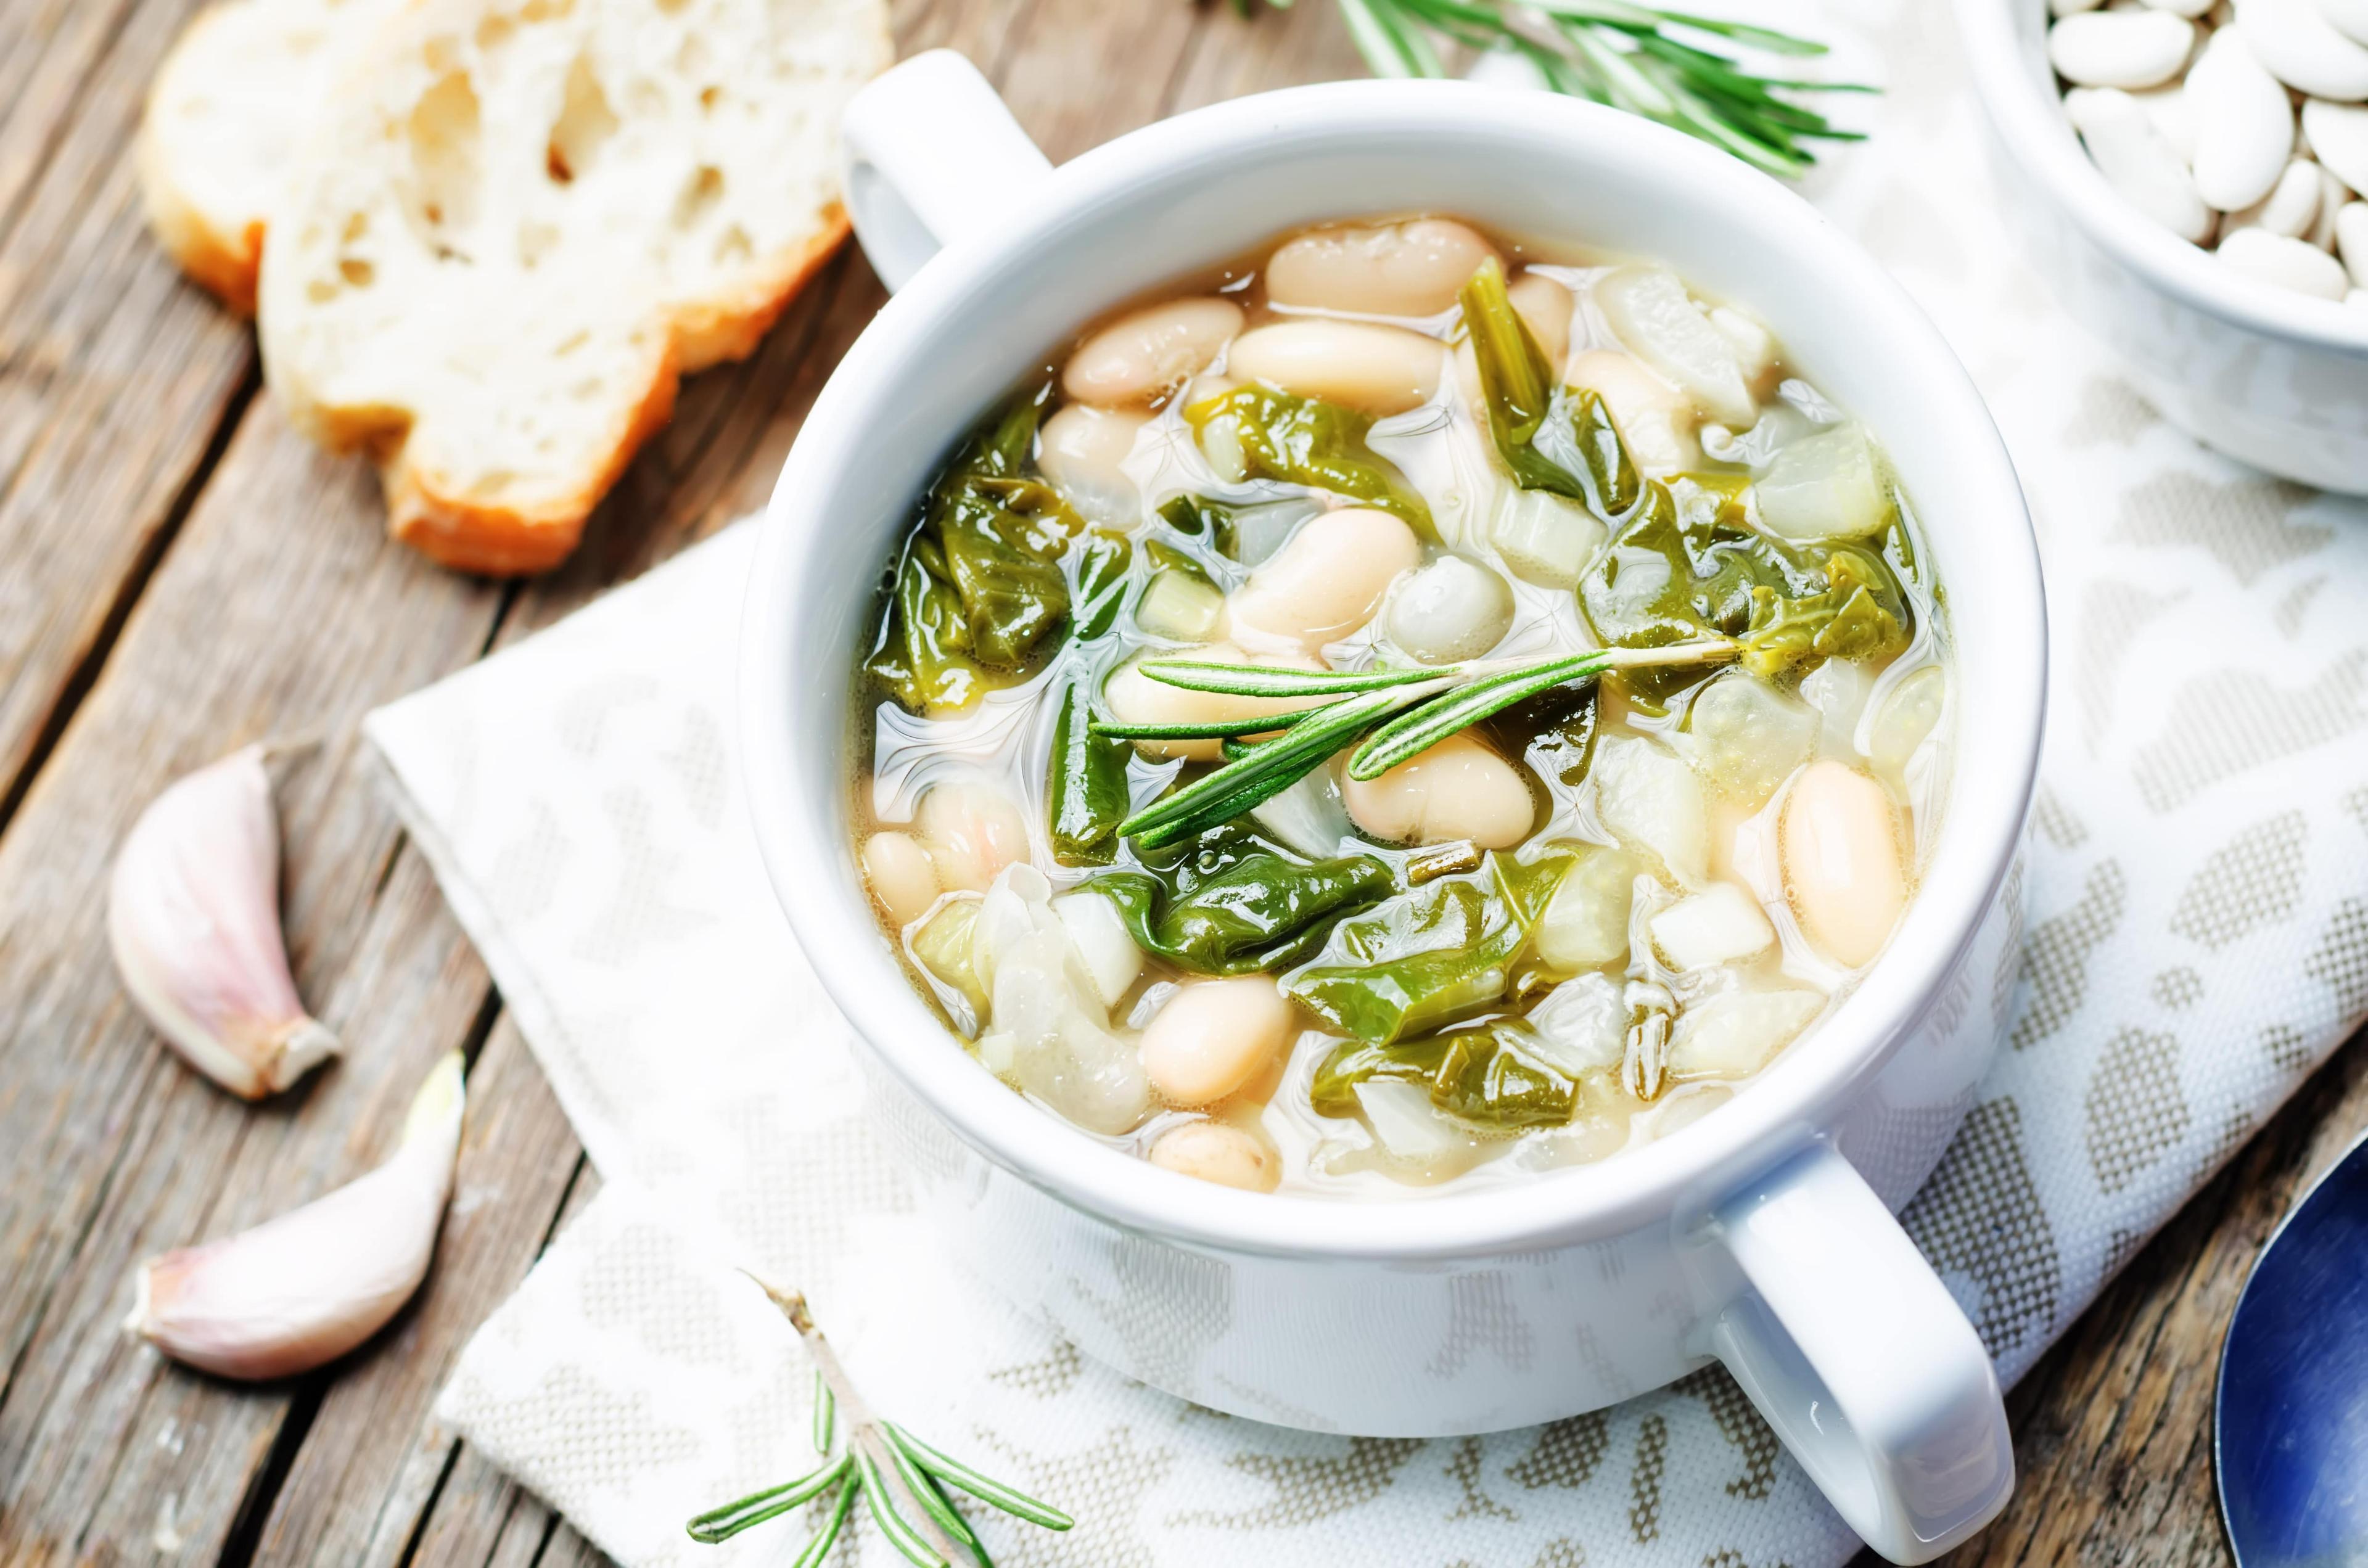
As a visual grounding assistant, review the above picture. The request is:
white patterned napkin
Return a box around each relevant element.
[366,7,2368,1564]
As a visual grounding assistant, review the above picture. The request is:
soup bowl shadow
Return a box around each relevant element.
[741,51,2047,1566]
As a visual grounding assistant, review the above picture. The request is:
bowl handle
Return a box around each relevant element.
[838,50,1055,292]
[1703,1141,2014,1564]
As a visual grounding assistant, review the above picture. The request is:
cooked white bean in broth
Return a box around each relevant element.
[848,216,1951,1197]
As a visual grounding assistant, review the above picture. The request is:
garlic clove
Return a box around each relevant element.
[108,745,339,1099]
[126,1051,465,1380]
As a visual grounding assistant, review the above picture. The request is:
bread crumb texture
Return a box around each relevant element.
[256,0,890,573]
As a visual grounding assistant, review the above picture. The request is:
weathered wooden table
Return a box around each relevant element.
[0,0,2361,1562]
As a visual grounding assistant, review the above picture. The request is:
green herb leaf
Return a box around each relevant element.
[813,1369,836,1453]
[858,1448,948,1568]
[1137,658,1456,699]
[1349,653,1608,780]
[1116,685,1429,849]
[888,1424,1077,1531]
[686,1454,853,1545]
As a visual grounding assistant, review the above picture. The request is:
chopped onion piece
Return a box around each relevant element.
[1524,972,1629,1075]
[1536,848,1639,972]
[1492,486,1605,589]
[1053,890,1143,1009]
[1592,736,1708,885]
[1137,570,1227,641]
[1650,883,1776,970]
[1354,1079,1466,1161]
[1593,265,1756,427]
[1667,988,1823,1079]
[1754,423,1891,541]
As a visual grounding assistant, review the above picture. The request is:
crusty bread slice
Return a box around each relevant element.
[256,0,890,574]
[139,0,409,314]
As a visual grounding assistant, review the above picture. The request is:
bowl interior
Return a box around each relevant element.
[744,80,2045,1260]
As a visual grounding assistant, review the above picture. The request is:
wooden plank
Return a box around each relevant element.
[1918,1029,2368,1568]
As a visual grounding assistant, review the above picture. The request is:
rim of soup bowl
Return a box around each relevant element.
[742,80,2047,1264]
[1954,0,2368,356]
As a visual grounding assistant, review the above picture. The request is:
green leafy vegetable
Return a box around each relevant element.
[864,388,1083,715]
[1093,824,1397,975]
[1157,493,1240,556]
[1311,1016,1581,1131]
[1046,680,1130,866]
[1283,856,1554,1045]
[1071,531,1132,641]
[1458,259,1640,517]
[1579,474,1911,699]
[1185,385,1432,533]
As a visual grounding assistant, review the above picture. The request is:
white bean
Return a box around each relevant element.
[2339,200,2368,282]
[1037,404,1148,525]
[2316,0,2368,46]
[2130,81,2198,164]
[2235,0,2368,99]
[1340,732,1534,848]
[1265,218,1499,318]
[1103,642,1323,761]
[1385,554,1515,663]
[2187,30,2295,210]
[2219,223,2354,293]
[2308,167,2351,249]
[1139,977,1294,1106]
[1227,507,1423,653]
[2049,9,2196,86]
[1780,761,1907,969]
[2066,88,2218,242]
[1148,1120,1281,1192]
[2304,99,2368,194]
[1566,348,1702,474]
[861,831,940,927]
[2226,157,2325,236]
[914,781,1030,892]
[1508,271,1573,369]
[2145,0,2215,17]
[1063,297,1246,408]
[1225,320,1444,415]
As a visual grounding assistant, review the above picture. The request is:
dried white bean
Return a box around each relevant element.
[1140,977,1294,1106]
[1341,733,1535,848]
[2226,157,2325,235]
[1508,271,1573,368]
[861,831,940,927]
[2146,0,2216,17]
[2049,9,2196,87]
[1566,348,1702,474]
[2235,0,2368,100]
[2066,88,2218,240]
[915,781,1031,893]
[1780,761,1907,969]
[2310,166,2354,247]
[1063,297,1245,408]
[2314,0,2368,46]
[1103,642,1325,762]
[1265,218,1498,318]
[2338,199,2368,281]
[2130,81,2200,164]
[2219,223,2354,293]
[1037,404,1148,525]
[2304,99,2368,192]
[1225,320,1444,415]
[1386,554,1515,663]
[2056,0,2105,14]
[1227,507,1423,652]
[2187,30,2295,208]
[1148,1120,1280,1191]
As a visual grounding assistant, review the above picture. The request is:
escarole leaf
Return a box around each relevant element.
[1046,680,1130,866]
[865,386,1083,714]
[1092,824,1397,975]
[1311,1016,1581,1131]
[1459,258,1641,516]
[1184,385,1433,533]
[1283,855,1556,1046]
[1581,473,1910,698]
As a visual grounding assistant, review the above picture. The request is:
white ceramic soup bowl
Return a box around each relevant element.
[1954,0,2368,493]
[742,52,2046,1565]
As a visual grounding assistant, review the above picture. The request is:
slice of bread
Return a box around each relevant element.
[139,0,409,315]
[257,0,890,574]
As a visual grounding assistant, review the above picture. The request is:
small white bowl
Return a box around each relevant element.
[1955,0,2368,492]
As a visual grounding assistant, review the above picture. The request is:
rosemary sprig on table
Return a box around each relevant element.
[1248,0,1870,179]
[1098,639,1735,848]
[686,1281,1074,1562]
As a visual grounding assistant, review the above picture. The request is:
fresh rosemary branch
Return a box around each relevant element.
[1101,640,1734,846]
[686,1280,1075,1562]
[1251,0,1870,179]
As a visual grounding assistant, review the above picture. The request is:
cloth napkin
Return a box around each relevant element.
[367,6,2368,1563]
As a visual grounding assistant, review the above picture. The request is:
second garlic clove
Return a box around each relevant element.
[126,1051,466,1380]
[108,745,338,1099]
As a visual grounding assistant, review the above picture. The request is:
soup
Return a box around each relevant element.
[849,216,1949,1197]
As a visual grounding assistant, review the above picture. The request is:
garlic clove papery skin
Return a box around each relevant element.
[108,745,338,1099]
[126,1051,465,1380]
